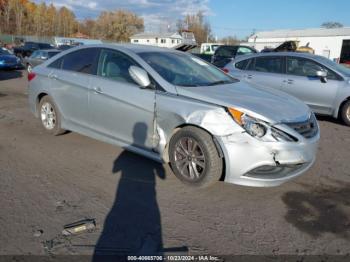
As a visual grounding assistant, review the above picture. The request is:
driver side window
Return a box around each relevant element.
[287,57,337,80]
[97,49,137,84]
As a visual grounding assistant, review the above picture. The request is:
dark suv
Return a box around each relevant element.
[13,41,53,60]
[211,45,256,69]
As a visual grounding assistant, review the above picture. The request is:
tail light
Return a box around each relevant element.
[28,72,36,81]
[221,68,229,74]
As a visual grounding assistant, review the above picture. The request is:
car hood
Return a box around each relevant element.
[175,81,311,124]
[0,55,18,62]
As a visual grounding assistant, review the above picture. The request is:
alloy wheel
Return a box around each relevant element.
[174,137,206,180]
[40,102,56,130]
[346,106,350,121]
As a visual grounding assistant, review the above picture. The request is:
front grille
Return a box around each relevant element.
[286,114,318,139]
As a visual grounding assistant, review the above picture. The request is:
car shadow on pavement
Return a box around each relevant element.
[0,70,23,81]
[282,178,350,239]
[93,122,166,261]
[316,114,344,126]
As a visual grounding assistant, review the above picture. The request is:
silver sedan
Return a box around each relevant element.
[226,52,350,126]
[28,44,319,187]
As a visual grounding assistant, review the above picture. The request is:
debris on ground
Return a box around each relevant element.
[33,229,44,237]
[43,235,67,252]
[62,219,96,236]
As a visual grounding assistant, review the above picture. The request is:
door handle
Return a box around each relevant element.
[93,87,103,94]
[246,74,253,79]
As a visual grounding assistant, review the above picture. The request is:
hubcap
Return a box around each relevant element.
[40,102,56,130]
[174,137,206,180]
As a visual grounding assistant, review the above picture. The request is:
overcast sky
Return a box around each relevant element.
[34,0,350,39]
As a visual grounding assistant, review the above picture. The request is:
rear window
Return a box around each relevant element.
[254,57,283,74]
[235,59,249,70]
[48,57,63,69]
[216,46,237,57]
[237,47,255,56]
[48,48,99,74]
[61,48,99,74]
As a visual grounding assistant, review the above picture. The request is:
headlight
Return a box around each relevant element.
[228,108,267,138]
[0,60,4,65]
[227,107,297,142]
[241,114,267,137]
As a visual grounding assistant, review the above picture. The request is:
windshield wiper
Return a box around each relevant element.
[207,80,231,86]
[179,84,201,87]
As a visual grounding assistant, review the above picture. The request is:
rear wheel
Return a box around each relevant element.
[169,126,222,188]
[340,100,350,126]
[39,96,65,135]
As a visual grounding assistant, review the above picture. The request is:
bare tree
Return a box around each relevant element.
[177,11,213,45]
[220,36,240,45]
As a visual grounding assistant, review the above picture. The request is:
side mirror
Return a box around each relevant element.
[129,65,151,88]
[316,70,327,83]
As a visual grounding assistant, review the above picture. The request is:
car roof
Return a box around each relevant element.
[233,52,327,62]
[59,43,187,57]
[69,43,181,54]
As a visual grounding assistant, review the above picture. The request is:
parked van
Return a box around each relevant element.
[200,43,223,55]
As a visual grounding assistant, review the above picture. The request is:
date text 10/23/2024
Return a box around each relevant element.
[127,255,220,261]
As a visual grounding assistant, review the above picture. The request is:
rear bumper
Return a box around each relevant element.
[216,132,319,187]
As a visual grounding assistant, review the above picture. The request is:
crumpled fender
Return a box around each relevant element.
[154,92,241,161]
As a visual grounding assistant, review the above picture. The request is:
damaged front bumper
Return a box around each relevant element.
[216,131,319,187]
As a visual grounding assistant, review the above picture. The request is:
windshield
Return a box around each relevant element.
[139,52,237,87]
[0,48,11,55]
[212,45,220,51]
[318,56,350,77]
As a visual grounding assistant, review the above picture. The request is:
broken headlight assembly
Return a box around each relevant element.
[227,108,297,142]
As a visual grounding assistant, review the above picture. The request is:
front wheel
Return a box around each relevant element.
[169,126,223,188]
[39,96,65,135]
[340,100,350,126]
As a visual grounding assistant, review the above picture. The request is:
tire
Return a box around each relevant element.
[340,100,350,126]
[38,96,65,135]
[169,126,223,188]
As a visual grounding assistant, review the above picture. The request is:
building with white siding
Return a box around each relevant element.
[130,32,183,48]
[246,27,350,62]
